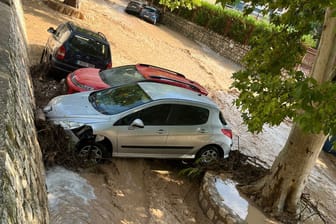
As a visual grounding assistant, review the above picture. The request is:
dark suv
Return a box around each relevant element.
[40,22,112,77]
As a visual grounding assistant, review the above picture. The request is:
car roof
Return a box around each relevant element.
[135,64,208,95]
[138,82,217,108]
[66,22,109,45]
[144,6,158,10]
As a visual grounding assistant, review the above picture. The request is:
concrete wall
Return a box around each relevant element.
[0,0,49,223]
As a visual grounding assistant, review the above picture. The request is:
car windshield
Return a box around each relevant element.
[68,35,109,59]
[99,65,145,87]
[89,83,152,115]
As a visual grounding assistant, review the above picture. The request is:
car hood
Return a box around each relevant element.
[74,68,110,90]
[44,91,104,120]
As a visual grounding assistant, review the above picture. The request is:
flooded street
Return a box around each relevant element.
[23,0,336,223]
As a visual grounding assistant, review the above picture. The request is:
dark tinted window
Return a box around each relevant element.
[68,35,109,59]
[219,112,227,125]
[115,104,171,126]
[167,104,209,125]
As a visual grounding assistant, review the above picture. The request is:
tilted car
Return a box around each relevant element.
[140,6,161,25]
[125,0,147,15]
[40,22,112,77]
[43,82,233,164]
[66,63,208,95]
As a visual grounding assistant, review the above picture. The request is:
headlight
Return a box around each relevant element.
[54,120,85,129]
[43,105,52,113]
[71,73,95,91]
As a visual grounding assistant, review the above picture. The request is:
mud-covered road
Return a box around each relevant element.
[24,0,336,223]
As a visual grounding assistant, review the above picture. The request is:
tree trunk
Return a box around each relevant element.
[244,8,336,215]
[251,124,326,215]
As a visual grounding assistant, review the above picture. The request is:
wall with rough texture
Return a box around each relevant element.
[162,13,316,73]
[162,13,250,65]
[0,0,49,223]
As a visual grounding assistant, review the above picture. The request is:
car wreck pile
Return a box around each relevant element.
[35,21,234,167]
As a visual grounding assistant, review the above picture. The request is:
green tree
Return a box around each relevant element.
[160,0,336,217]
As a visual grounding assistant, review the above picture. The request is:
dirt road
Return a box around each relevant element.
[23,0,336,223]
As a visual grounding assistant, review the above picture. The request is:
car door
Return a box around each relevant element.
[113,104,171,157]
[164,104,210,157]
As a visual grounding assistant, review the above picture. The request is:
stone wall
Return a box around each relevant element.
[162,13,316,73]
[199,172,244,224]
[0,0,49,223]
[162,13,250,65]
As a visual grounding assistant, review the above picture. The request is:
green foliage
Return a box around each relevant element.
[178,166,204,178]
[159,0,334,135]
[159,0,201,11]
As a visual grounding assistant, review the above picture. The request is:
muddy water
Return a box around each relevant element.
[46,167,98,224]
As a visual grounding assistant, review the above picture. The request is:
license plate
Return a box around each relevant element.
[77,60,95,68]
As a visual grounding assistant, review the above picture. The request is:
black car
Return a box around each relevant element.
[40,22,112,77]
[125,0,147,15]
[323,136,336,156]
[139,6,161,25]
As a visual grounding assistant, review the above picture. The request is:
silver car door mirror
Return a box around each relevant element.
[129,118,144,129]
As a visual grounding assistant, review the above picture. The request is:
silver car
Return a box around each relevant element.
[43,82,233,164]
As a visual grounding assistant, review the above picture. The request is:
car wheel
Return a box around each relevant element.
[76,142,108,164]
[196,146,220,164]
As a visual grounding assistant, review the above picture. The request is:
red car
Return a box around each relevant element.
[66,64,208,95]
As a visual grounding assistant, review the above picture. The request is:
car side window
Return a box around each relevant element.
[114,104,171,126]
[167,104,209,125]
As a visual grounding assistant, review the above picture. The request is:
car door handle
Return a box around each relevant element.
[156,129,166,134]
[197,128,208,133]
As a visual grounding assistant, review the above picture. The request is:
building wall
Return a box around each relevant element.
[0,0,49,223]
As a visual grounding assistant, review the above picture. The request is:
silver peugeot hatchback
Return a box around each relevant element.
[43,82,233,163]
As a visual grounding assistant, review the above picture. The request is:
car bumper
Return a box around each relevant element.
[50,57,80,76]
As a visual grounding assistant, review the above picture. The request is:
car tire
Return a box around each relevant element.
[196,145,220,164]
[76,142,109,164]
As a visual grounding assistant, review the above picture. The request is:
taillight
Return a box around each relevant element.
[56,45,66,60]
[106,61,112,69]
[221,129,232,139]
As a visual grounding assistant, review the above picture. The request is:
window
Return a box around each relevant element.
[90,83,151,115]
[115,104,171,126]
[68,35,109,59]
[167,104,209,125]
[219,112,227,125]
[100,65,145,87]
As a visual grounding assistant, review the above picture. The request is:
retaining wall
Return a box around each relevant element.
[162,12,250,65]
[0,0,49,223]
[162,12,316,72]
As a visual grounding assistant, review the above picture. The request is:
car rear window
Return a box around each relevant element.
[68,35,109,59]
[219,112,227,125]
[100,65,145,87]
[89,83,151,115]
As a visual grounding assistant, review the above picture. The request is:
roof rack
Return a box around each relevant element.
[139,64,186,78]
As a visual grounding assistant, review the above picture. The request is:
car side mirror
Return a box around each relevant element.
[129,118,144,129]
[47,27,56,34]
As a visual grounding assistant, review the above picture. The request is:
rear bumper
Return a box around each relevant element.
[50,57,79,76]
